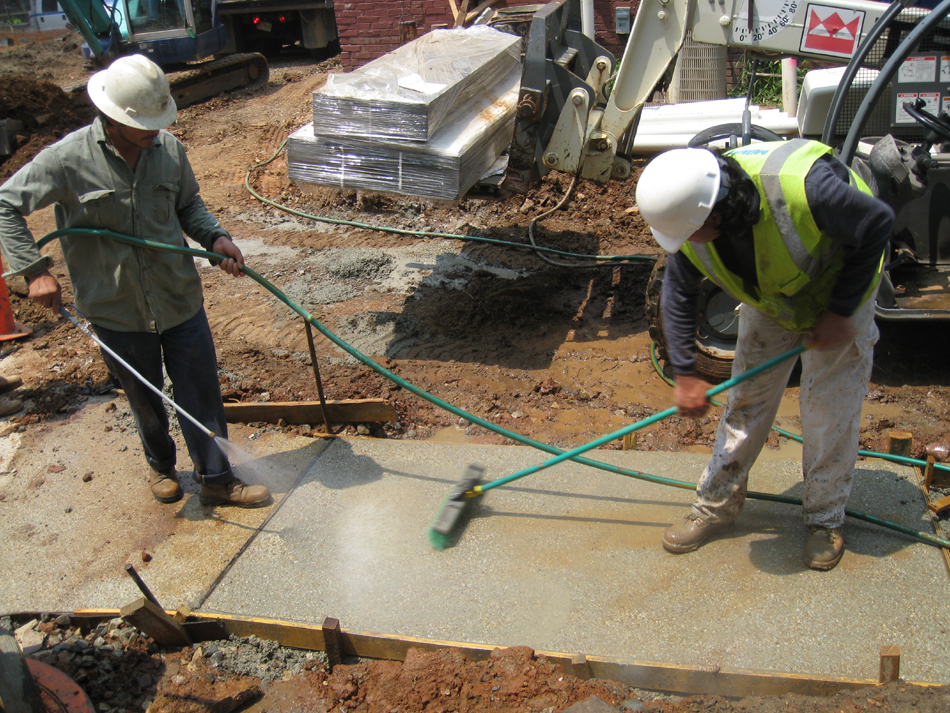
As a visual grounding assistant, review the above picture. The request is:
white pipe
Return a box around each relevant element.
[581,0,595,39]
[782,58,799,116]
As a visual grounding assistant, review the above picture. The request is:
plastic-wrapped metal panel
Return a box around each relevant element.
[289,67,520,200]
[312,25,522,143]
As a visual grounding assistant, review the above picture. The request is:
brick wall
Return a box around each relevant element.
[335,1,640,70]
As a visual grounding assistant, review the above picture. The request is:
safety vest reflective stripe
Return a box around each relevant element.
[758,139,830,281]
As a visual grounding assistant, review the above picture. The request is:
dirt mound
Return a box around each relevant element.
[0,76,94,180]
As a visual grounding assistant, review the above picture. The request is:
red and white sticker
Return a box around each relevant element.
[800,4,864,58]
[896,92,940,124]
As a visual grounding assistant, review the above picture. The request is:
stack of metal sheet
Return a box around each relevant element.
[289,65,519,200]
[288,26,522,200]
[311,26,521,143]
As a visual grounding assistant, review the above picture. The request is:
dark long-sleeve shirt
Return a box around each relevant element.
[661,155,895,376]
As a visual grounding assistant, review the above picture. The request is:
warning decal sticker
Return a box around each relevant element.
[800,4,865,59]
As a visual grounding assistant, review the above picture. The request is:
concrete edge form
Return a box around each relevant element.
[43,608,941,698]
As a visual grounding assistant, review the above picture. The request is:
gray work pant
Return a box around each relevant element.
[692,296,878,529]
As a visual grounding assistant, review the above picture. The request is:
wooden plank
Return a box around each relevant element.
[223,399,396,425]
[0,626,46,713]
[927,494,950,515]
[465,0,498,24]
[49,610,945,699]
[120,598,191,647]
[456,0,470,26]
[447,0,459,24]
[588,658,880,698]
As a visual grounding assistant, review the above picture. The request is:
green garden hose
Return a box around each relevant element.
[33,228,950,550]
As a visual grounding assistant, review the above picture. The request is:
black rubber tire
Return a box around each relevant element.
[645,254,737,384]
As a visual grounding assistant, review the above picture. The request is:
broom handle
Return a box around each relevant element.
[59,306,216,439]
[479,344,808,493]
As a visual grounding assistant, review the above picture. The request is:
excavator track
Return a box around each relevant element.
[167,52,269,109]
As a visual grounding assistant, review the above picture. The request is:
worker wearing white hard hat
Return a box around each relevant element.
[0,54,270,509]
[636,140,894,571]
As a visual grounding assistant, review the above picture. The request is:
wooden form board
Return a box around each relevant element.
[223,399,396,425]
[66,609,930,698]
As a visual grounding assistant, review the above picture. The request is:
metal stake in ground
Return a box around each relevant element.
[59,305,216,439]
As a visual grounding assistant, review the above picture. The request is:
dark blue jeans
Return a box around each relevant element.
[93,307,233,485]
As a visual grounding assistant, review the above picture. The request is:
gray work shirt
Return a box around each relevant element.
[0,117,229,333]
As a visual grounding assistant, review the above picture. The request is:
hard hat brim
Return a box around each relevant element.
[650,226,690,253]
[87,69,178,131]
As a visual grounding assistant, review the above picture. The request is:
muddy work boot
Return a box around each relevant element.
[199,478,271,508]
[0,375,22,393]
[148,469,182,504]
[803,526,844,571]
[662,513,731,553]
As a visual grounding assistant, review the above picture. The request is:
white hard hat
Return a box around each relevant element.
[87,55,177,131]
[636,148,722,253]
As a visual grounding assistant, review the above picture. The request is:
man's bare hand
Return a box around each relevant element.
[674,373,711,418]
[211,236,245,277]
[808,311,854,351]
[28,270,62,312]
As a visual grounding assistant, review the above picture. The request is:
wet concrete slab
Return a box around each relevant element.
[0,401,330,614]
[199,438,950,685]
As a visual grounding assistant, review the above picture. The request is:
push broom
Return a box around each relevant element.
[428,344,808,550]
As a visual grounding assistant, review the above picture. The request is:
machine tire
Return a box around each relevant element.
[645,253,738,384]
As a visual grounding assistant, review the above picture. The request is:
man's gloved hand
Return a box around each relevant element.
[674,373,711,418]
[212,236,245,278]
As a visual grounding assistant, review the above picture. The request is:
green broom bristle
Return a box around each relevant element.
[427,465,484,550]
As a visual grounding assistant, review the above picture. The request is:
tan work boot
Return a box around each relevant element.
[199,478,271,508]
[662,513,732,553]
[149,469,182,504]
[803,526,844,571]
[0,375,22,393]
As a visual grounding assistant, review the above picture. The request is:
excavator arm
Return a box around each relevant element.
[511,0,895,188]
[57,0,123,62]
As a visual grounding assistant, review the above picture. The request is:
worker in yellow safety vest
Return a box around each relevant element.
[636,139,894,571]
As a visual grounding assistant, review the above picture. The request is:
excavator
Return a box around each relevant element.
[58,0,268,108]
[509,0,950,380]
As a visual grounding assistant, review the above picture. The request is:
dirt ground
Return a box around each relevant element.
[2,32,950,712]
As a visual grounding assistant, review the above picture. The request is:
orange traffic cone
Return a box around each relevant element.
[0,254,31,341]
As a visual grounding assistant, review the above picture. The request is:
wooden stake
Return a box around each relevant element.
[887,431,913,458]
[879,646,900,683]
[323,617,343,671]
[570,653,591,680]
[622,432,637,451]
[924,455,935,491]
[120,597,191,647]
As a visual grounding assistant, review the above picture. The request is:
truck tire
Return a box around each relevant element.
[645,253,738,384]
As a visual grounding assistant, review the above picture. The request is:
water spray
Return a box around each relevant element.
[58,305,216,439]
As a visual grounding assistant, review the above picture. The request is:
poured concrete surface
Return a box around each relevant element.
[200,438,950,685]
[0,401,330,613]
